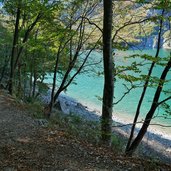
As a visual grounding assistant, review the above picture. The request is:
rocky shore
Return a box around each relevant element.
[40,90,171,164]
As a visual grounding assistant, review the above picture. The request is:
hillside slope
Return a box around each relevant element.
[0,89,170,171]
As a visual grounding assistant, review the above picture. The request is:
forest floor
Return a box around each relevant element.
[0,89,171,171]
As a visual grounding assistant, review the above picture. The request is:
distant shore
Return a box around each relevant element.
[40,90,171,163]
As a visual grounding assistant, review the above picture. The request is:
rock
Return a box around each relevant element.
[16,137,30,143]
[166,148,171,153]
[59,99,71,115]
[96,156,100,162]
[35,119,48,127]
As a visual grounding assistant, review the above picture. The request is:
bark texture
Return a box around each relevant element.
[9,6,21,95]
[101,0,114,145]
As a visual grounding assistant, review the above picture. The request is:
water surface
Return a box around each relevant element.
[45,49,171,127]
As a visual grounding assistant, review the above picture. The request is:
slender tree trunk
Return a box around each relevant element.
[32,32,39,97]
[101,0,114,145]
[48,18,84,115]
[125,10,164,152]
[14,13,42,70]
[47,40,99,117]
[32,69,37,97]
[47,13,100,117]
[126,57,171,156]
[48,44,61,114]
[48,59,59,113]
[17,62,22,96]
[23,58,27,99]
[0,48,10,83]
[29,60,33,98]
[9,6,21,95]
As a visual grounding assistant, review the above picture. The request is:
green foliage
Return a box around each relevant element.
[0,13,12,73]
[163,88,171,96]
[25,97,44,119]
[111,134,125,152]
[1,1,171,161]
[36,81,49,94]
[113,42,129,51]
[118,74,141,83]
[161,102,171,116]
[112,1,154,46]
[1,0,165,100]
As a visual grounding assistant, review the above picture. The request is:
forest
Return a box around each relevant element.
[0,0,171,170]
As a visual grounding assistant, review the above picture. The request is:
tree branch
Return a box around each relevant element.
[83,16,103,33]
[113,83,135,105]
[157,96,171,106]
[14,13,42,69]
[112,17,156,42]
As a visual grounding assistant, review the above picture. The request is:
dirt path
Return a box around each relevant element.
[0,90,171,171]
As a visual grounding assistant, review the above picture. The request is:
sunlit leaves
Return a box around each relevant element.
[112,1,153,46]
[161,102,171,116]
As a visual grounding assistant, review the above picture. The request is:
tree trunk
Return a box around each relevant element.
[125,10,164,152]
[101,0,114,145]
[0,49,10,83]
[126,57,171,156]
[14,13,42,70]
[48,17,84,115]
[32,68,37,97]
[49,54,59,113]
[17,62,22,96]
[29,61,33,98]
[9,6,21,95]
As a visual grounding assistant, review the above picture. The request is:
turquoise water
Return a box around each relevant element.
[45,49,171,125]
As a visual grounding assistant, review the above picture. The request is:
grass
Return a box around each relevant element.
[21,96,45,119]
[46,110,128,156]
[49,111,101,144]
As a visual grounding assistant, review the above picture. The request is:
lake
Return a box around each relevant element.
[45,48,171,127]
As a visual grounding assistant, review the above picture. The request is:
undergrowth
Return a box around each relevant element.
[21,96,128,153]
[14,97,169,168]
[49,111,101,144]
[22,96,44,119]
[48,110,126,154]
[2,91,170,170]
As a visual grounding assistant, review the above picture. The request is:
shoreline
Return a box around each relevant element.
[40,91,171,163]
[71,95,171,141]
